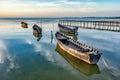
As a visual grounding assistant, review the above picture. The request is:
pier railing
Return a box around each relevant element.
[59,20,120,32]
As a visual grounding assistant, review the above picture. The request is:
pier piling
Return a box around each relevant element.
[59,20,120,32]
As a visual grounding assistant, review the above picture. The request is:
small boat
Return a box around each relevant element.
[33,24,42,34]
[21,22,28,28]
[59,30,78,40]
[56,44,100,76]
[33,30,42,41]
[58,24,78,35]
[55,32,102,64]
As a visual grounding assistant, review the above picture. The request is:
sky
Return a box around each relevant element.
[0,0,120,17]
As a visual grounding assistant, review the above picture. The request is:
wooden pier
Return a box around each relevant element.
[59,20,120,32]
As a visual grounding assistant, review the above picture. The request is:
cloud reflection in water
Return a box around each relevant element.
[25,39,77,73]
[0,40,18,73]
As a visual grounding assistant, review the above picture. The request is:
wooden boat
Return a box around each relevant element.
[33,30,42,41]
[21,22,28,28]
[55,32,102,64]
[58,24,78,35]
[59,30,78,40]
[56,44,100,76]
[33,24,42,34]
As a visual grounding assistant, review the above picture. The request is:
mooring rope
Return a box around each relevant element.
[101,56,113,71]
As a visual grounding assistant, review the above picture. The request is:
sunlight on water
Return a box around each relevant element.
[0,19,120,80]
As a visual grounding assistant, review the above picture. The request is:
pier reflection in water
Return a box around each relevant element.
[55,43,100,76]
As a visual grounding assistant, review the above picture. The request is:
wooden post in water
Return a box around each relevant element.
[40,20,42,29]
[119,22,120,31]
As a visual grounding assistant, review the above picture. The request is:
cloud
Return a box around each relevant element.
[57,0,80,5]
[0,0,108,11]
[36,2,60,7]
[0,0,120,17]
[56,0,96,6]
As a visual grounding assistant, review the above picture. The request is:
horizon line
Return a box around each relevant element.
[0,16,120,18]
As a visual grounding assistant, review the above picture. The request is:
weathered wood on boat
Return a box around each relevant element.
[33,24,42,34]
[58,24,78,35]
[55,32,102,64]
[59,20,120,32]
[59,30,78,40]
[56,44,100,75]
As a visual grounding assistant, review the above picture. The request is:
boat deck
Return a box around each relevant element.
[62,40,90,53]
[56,31,102,64]
[58,24,78,30]
[56,32,101,55]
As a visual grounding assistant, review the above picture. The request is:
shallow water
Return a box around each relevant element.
[0,19,120,80]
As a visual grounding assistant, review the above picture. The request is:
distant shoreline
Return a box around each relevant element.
[0,18,59,20]
[0,17,120,20]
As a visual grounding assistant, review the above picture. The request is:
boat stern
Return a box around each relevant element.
[89,53,102,64]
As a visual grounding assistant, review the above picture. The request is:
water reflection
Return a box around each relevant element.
[0,40,8,64]
[55,43,100,76]
[33,30,42,41]
[0,40,17,75]
[51,31,53,43]
[0,19,120,80]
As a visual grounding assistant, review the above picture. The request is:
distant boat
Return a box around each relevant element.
[58,24,78,35]
[21,22,28,28]
[33,24,42,34]
[55,44,100,76]
[55,32,102,64]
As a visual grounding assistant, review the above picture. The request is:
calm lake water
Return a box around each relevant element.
[0,19,120,80]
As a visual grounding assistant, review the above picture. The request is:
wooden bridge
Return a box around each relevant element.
[59,20,120,32]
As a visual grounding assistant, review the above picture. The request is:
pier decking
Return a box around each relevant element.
[59,20,120,32]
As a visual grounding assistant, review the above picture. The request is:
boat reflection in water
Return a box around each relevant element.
[55,44,100,76]
[33,30,42,41]
[59,31,78,40]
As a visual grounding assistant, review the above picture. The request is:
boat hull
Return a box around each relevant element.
[58,24,78,35]
[57,40,100,64]
[33,25,42,34]
[21,22,28,28]
[56,44,100,75]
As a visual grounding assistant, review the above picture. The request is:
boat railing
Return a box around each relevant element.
[58,32,101,54]
[68,38,101,54]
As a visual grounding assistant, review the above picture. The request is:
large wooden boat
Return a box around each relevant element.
[58,24,78,35]
[56,44,100,76]
[21,22,28,28]
[33,24,42,34]
[55,32,102,64]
